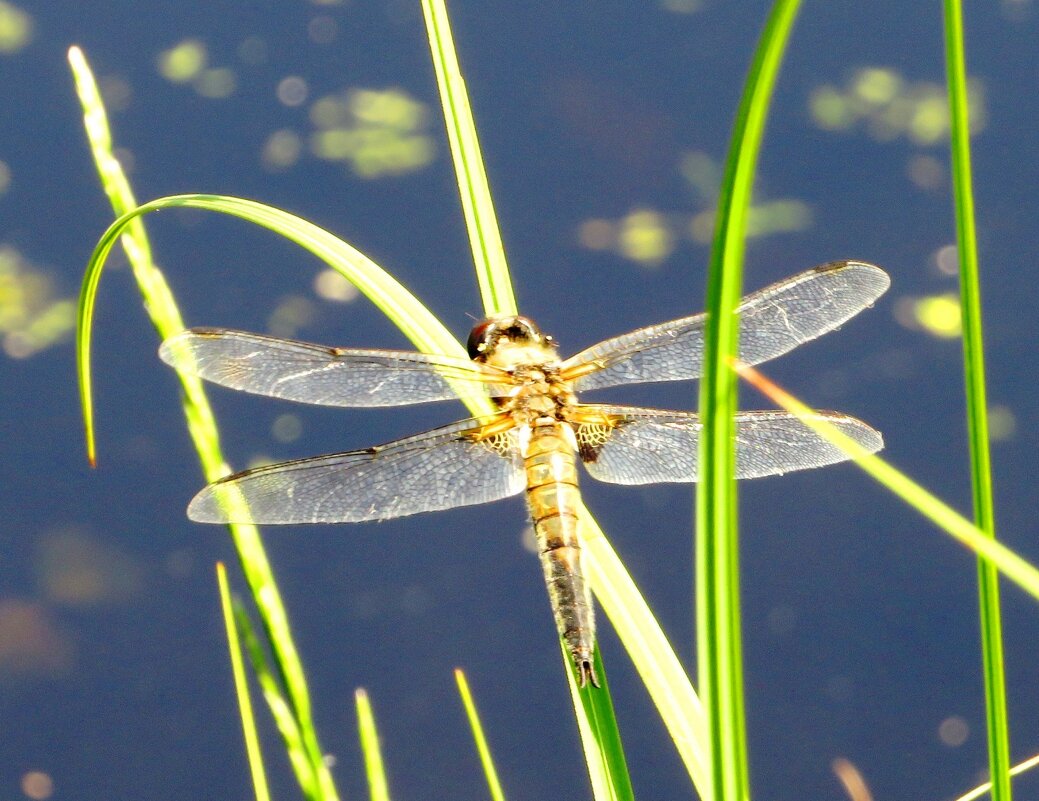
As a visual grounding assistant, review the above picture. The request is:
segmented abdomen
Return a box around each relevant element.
[524,421,597,686]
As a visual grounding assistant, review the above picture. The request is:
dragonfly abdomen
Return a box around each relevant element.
[524,421,598,688]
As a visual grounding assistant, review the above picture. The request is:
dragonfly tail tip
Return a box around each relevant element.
[577,659,601,689]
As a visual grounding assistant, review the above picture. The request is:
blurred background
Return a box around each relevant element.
[2,1,1038,799]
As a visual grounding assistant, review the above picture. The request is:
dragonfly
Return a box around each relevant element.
[160,259,889,688]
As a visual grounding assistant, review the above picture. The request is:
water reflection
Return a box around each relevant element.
[894,292,962,339]
[0,600,71,678]
[577,150,812,267]
[35,527,144,607]
[156,38,237,98]
[0,246,75,359]
[20,771,55,801]
[308,87,437,178]
[267,294,318,338]
[156,38,207,83]
[0,0,32,54]
[809,66,987,145]
[313,268,359,303]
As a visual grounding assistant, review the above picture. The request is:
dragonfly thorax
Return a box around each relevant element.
[498,361,576,422]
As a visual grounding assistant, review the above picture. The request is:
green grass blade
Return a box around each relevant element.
[697,4,802,801]
[453,669,507,801]
[569,645,634,801]
[217,563,271,801]
[734,361,1039,601]
[234,598,320,798]
[421,0,517,317]
[355,689,392,801]
[569,644,631,801]
[941,4,1010,801]
[70,49,339,801]
[419,0,637,785]
[66,47,152,266]
[581,514,709,794]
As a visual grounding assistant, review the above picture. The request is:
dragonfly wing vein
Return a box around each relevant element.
[576,404,883,484]
[188,417,526,524]
[160,328,506,407]
[563,261,889,391]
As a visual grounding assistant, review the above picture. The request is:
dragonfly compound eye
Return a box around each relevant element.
[467,315,547,360]
[466,320,496,360]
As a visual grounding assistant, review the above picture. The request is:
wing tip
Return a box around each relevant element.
[819,412,884,455]
[859,427,884,455]
[156,333,184,368]
[815,259,892,294]
[158,328,211,370]
[186,489,227,524]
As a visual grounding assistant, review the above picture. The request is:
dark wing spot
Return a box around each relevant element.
[575,422,616,464]
[578,439,599,463]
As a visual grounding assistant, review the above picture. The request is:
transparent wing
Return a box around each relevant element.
[188,417,526,524]
[575,404,883,484]
[160,328,510,407]
[562,261,889,392]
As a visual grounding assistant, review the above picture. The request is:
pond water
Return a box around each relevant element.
[2,2,1038,800]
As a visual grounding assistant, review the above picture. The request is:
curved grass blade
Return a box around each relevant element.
[421,0,516,318]
[217,563,271,801]
[733,360,1039,601]
[941,4,1010,799]
[355,689,392,801]
[453,669,507,801]
[697,4,802,801]
[76,192,498,464]
[70,48,339,801]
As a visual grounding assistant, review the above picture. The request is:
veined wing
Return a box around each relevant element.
[573,404,883,484]
[562,261,889,392]
[160,328,511,407]
[188,417,526,524]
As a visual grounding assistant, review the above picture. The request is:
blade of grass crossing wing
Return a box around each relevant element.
[697,4,802,801]
[217,563,271,801]
[941,5,1010,801]
[355,689,392,801]
[78,195,497,435]
[420,0,517,317]
[733,361,1039,602]
[453,670,507,801]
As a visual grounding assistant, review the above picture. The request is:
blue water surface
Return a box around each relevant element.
[2,2,1039,800]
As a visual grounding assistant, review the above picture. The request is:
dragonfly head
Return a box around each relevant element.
[467,315,556,362]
